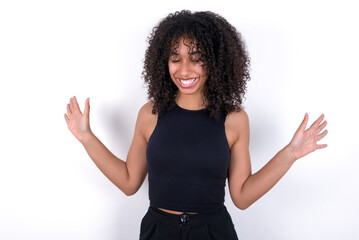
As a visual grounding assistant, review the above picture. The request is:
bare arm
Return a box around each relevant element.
[228,111,328,210]
[64,96,148,196]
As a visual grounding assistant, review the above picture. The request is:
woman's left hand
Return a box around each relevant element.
[287,113,328,160]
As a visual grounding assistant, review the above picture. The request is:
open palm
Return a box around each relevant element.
[288,113,328,160]
[64,96,91,143]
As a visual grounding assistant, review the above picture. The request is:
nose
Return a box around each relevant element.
[178,61,192,77]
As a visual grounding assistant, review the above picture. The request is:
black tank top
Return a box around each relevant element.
[146,102,230,213]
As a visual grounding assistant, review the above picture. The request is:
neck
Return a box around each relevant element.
[175,92,206,110]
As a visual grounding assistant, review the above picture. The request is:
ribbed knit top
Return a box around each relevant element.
[146,102,230,213]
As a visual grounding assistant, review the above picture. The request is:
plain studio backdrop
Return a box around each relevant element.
[0,0,358,239]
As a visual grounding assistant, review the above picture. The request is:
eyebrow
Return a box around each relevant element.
[170,51,201,56]
[189,51,201,56]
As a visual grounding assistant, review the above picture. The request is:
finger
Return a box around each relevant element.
[298,113,309,132]
[317,120,327,133]
[69,98,74,113]
[64,113,70,124]
[70,96,82,114]
[67,103,72,116]
[84,98,90,117]
[317,129,328,141]
[310,114,325,129]
[316,143,327,149]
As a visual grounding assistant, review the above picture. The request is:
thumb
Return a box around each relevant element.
[84,98,90,117]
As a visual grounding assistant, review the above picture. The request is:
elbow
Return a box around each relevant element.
[117,175,139,196]
[112,182,132,196]
[121,183,140,196]
[234,199,252,210]
[122,187,138,196]
[124,191,136,196]
[237,204,250,210]
[232,191,256,210]
[120,173,146,196]
[235,203,250,210]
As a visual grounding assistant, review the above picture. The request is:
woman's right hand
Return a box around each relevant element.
[64,96,92,143]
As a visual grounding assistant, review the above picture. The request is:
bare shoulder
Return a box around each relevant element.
[225,108,250,149]
[226,108,249,126]
[138,100,155,115]
[137,100,158,142]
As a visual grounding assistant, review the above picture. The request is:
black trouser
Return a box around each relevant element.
[139,206,239,240]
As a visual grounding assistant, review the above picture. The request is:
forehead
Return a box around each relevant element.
[170,37,199,53]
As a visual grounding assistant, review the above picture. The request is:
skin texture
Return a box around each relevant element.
[64,11,328,215]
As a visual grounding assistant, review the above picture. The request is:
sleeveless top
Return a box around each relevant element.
[146,102,230,213]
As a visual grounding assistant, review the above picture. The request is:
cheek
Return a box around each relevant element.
[200,69,208,84]
[168,65,178,84]
[196,66,207,78]
[168,61,176,72]
[168,63,176,76]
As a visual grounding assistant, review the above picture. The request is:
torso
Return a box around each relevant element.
[141,101,239,215]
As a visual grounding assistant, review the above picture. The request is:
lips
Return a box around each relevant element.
[177,78,198,88]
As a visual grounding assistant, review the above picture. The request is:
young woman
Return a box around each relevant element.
[64,10,328,240]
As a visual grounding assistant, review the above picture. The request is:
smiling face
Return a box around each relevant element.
[168,37,208,98]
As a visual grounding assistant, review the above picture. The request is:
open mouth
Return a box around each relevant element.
[177,78,198,88]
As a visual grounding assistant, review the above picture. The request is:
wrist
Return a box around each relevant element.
[283,144,297,165]
[79,130,95,146]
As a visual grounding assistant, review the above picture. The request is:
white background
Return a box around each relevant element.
[1,0,358,239]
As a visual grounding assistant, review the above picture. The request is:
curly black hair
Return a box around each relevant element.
[143,10,250,121]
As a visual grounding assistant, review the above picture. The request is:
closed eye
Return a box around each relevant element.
[189,52,201,62]
[169,53,179,62]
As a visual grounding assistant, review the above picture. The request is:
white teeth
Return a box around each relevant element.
[179,78,196,85]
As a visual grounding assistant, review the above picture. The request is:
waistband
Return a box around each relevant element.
[148,205,227,226]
